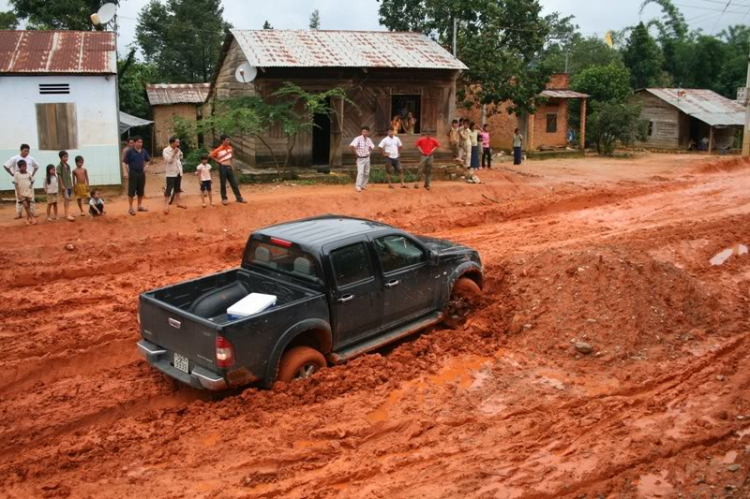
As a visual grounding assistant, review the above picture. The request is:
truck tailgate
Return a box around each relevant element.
[139,296,219,370]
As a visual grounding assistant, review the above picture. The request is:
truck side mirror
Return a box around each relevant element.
[429,251,439,266]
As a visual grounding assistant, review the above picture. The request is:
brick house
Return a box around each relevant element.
[460,74,588,151]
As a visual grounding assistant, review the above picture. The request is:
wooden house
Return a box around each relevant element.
[147,83,210,153]
[634,89,745,152]
[207,30,467,169]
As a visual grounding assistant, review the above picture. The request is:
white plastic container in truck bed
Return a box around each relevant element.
[227,293,277,320]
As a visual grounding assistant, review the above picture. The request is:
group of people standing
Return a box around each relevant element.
[4,144,104,224]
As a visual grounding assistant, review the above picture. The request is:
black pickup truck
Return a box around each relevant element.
[137,216,483,390]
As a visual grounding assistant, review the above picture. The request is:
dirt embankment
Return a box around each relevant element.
[0,153,749,498]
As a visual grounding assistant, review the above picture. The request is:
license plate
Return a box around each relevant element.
[174,353,189,373]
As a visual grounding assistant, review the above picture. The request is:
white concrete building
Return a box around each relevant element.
[0,30,121,190]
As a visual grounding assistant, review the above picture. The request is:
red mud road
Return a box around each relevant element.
[1,153,749,498]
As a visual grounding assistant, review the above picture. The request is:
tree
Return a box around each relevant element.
[118,57,158,119]
[622,22,665,89]
[136,0,231,83]
[377,0,558,115]
[587,101,648,155]
[542,34,623,75]
[0,11,19,29]
[571,64,632,104]
[263,20,273,29]
[9,0,118,30]
[309,9,320,30]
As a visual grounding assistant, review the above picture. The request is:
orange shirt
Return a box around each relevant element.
[210,144,233,165]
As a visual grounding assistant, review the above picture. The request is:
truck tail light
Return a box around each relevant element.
[215,336,235,368]
[270,237,292,248]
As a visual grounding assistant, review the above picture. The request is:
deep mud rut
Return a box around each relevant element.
[0,153,749,498]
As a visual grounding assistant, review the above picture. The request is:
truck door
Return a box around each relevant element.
[328,241,383,346]
[372,234,436,328]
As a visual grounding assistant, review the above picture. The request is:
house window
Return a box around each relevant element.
[648,121,654,136]
[546,113,558,133]
[35,103,78,150]
[391,95,421,134]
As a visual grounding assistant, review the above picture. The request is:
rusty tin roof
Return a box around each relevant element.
[642,88,745,127]
[0,30,116,74]
[230,29,467,70]
[540,89,589,99]
[146,83,211,106]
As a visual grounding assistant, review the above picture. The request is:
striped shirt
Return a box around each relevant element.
[349,136,374,158]
[210,144,233,165]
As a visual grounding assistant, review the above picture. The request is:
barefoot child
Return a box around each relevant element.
[89,190,105,217]
[44,164,59,221]
[13,160,35,225]
[196,154,214,207]
[56,151,75,221]
[72,156,90,216]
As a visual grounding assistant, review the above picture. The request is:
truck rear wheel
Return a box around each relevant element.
[444,277,481,329]
[277,346,327,383]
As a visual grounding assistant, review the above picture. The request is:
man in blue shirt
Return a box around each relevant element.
[123,136,151,216]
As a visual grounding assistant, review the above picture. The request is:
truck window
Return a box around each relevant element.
[245,240,319,280]
[374,235,426,273]
[331,243,373,287]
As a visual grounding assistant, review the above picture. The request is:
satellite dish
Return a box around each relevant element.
[97,3,117,25]
[235,62,258,84]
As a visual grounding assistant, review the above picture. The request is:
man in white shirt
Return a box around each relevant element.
[348,127,375,193]
[4,143,39,219]
[377,129,406,189]
[163,136,186,214]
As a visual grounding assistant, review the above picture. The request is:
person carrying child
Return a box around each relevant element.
[89,190,105,217]
[72,156,90,217]
[13,160,35,225]
[196,154,215,207]
[44,164,59,221]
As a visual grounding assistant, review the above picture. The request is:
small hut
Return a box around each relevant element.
[634,89,745,152]
[147,83,210,153]
[207,29,467,169]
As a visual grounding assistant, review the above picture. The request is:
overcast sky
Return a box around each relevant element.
[1,0,744,51]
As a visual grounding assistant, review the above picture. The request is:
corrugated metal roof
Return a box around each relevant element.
[146,83,211,106]
[119,111,153,134]
[230,29,467,70]
[643,88,744,127]
[0,30,116,74]
[540,89,589,99]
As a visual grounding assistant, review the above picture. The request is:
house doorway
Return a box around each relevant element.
[312,98,331,168]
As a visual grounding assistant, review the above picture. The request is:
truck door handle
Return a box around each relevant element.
[338,294,355,303]
[385,280,401,288]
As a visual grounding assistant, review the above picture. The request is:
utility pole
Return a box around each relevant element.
[743,39,750,157]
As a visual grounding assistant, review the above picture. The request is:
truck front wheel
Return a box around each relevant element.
[277,346,327,383]
[444,277,482,329]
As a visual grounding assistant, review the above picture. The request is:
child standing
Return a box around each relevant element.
[13,160,35,225]
[72,156,90,216]
[56,151,75,222]
[44,164,59,221]
[89,190,105,217]
[481,124,492,169]
[196,155,214,207]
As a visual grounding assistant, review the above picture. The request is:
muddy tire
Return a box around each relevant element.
[443,277,481,329]
[277,346,327,384]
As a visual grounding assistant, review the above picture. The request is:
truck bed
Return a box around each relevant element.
[139,268,328,388]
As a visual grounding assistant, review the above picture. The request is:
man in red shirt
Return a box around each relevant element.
[413,131,441,190]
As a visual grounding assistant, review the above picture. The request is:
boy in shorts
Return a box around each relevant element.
[89,190,105,217]
[56,151,76,221]
[196,155,214,207]
[13,160,35,225]
[72,155,90,216]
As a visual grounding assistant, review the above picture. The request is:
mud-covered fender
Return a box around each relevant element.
[263,318,332,387]
[439,261,484,306]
